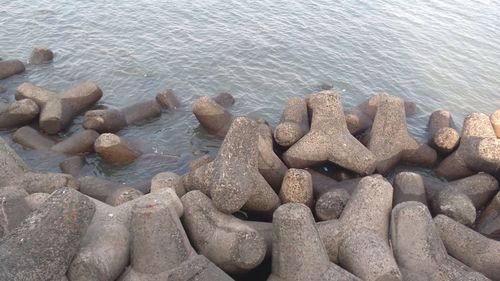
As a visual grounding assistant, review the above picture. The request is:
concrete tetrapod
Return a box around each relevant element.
[192,96,233,137]
[393,171,428,207]
[435,113,500,180]
[30,46,54,64]
[316,176,402,281]
[267,203,361,281]
[0,99,39,128]
[181,191,267,274]
[476,191,500,239]
[0,186,31,239]
[344,93,416,135]
[0,188,95,281]
[368,93,437,174]
[151,171,186,197]
[279,168,313,207]
[213,92,235,107]
[156,89,181,109]
[257,120,288,191]
[13,125,55,150]
[490,110,500,138]
[423,173,498,225]
[427,110,460,154]
[274,97,309,147]
[68,189,183,281]
[183,117,280,214]
[94,133,141,165]
[391,201,490,281]
[0,59,25,79]
[118,194,234,281]
[282,90,376,175]
[77,176,145,205]
[83,100,162,133]
[434,214,500,281]
[52,129,100,154]
[16,81,103,134]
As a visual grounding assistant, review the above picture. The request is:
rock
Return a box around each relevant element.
[435,113,500,179]
[94,133,141,165]
[105,187,143,206]
[118,192,233,281]
[0,188,95,281]
[183,117,280,214]
[192,96,233,137]
[0,99,39,128]
[427,110,460,153]
[24,192,50,210]
[150,172,185,197]
[267,203,361,281]
[213,92,235,107]
[315,188,350,221]
[490,109,500,138]
[156,89,181,109]
[344,93,417,135]
[283,90,376,175]
[69,189,183,281]
[0,186,30,238]
[434,214,500,281]
[11,171,79,194]
[476,191,500,239]
[274,97,309,147]
[0,59,25,80]
[83,108,127,133]
[30,46,54,64]
[15,81,103,134]
[393,171,428,207]
[279,168,313,207]
[423,173,498,223]
[367,93,437,174]
[181,191,266,274]
[52,130,99,154]
[257,120,288,191]
[59,155,86,176]
[391,202,490,280]
[316,176,402,281]
[13,126,55,150]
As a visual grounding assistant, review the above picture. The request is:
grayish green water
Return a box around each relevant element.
[1,0,499,183]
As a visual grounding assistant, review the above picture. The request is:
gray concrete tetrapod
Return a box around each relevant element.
[368,93,437,174]
[181,190,267,274]
[491,109,500,138]
[435,112,500,180]
[52,129,99,154]
[68,188,183,281]
[183,117,280,214]
[77,176,145,204]
[427,110,460,153]
[192,95,234,137]
[283,90,376,175]
[13,125,55,150]
[30,46,54,64]
[15,81,103,134]
[274,97,309,147]
[0,99,39,129]
[434,214,500,281]
[0,186,31,239]
[118,192,233,281]
[393,171,428,207]
[423,173,498,226]
[344,93,416,135]
[267,203,362,281]
[257,120,288,191]
[94,133,141,165]
[150,171,186,197]
[83,100,162,133]
[0,188,95,281]
[391,201,490,281]
[316,176,402,281]
[279,168,313,207]
[156,89,181,109]
[476,191,500,239]
[0,59,25,79]
[213,92,235,107]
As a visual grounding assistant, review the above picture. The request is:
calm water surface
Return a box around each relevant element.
[1,0,499,183]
